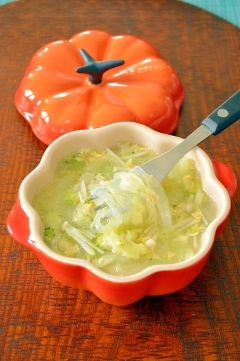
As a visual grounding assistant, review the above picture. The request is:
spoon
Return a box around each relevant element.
[138,90,240,183]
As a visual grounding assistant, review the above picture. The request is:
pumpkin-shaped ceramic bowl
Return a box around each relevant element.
[7,122,237,306]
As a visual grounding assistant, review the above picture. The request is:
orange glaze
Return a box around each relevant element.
[15,30,184,145]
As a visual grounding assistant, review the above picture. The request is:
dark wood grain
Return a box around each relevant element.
[0,0,239,360]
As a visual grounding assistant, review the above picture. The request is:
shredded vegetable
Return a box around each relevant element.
[32,141,217,276]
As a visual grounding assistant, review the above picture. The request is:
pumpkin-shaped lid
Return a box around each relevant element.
[15,30,184,145]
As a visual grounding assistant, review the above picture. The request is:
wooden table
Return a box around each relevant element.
[1,1,239,360]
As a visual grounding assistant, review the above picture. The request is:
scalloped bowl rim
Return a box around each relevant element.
[19,122,231,283]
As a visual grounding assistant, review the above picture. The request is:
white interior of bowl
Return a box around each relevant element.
[19,122,231,282]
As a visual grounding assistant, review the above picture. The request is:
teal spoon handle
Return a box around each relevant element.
[202,90,240,135]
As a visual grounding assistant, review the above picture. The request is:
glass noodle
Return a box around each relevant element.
[32,142,217,276]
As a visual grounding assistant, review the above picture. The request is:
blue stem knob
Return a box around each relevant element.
[76,48,124,84]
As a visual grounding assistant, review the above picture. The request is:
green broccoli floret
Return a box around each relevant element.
[44,227,55,243]
[64,154,86,170]
[65,190,79,206]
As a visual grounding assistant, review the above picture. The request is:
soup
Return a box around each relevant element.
[32,142,217,276]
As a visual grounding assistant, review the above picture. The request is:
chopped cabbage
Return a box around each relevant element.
[32,141,217,276]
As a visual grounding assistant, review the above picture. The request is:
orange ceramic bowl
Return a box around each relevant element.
[7,123,237,306]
